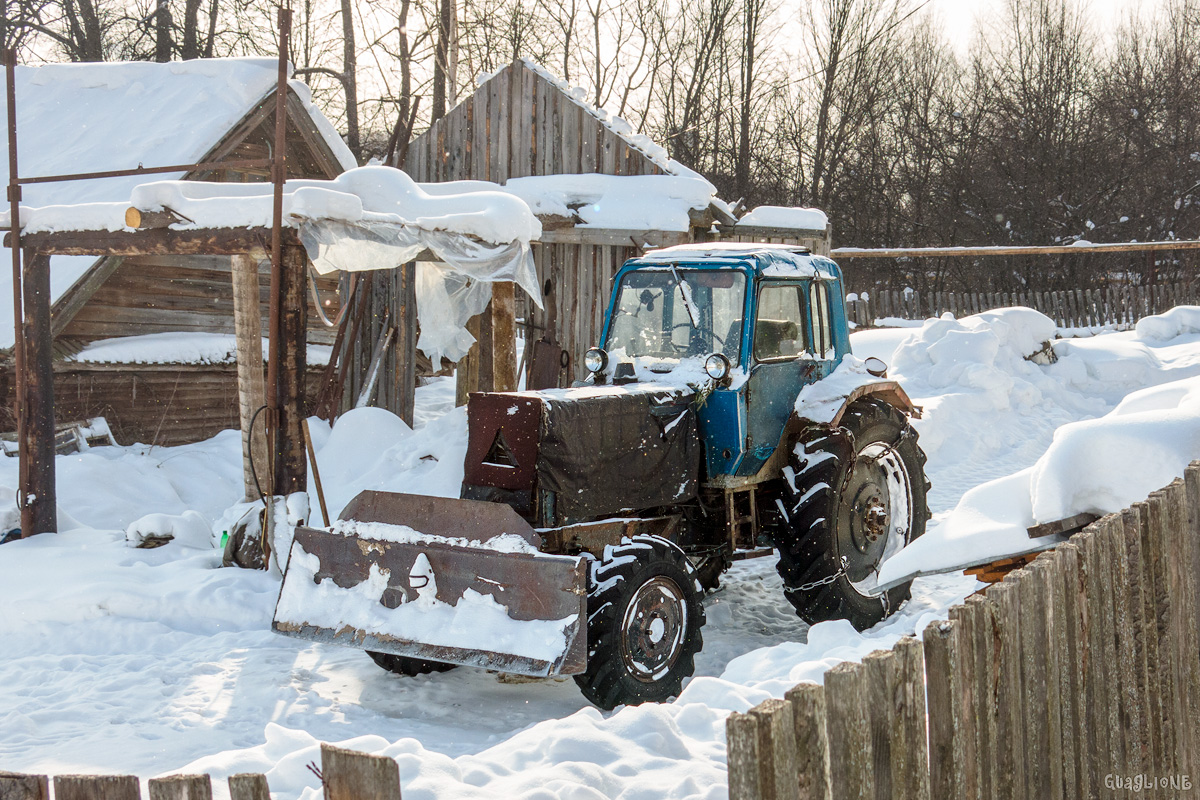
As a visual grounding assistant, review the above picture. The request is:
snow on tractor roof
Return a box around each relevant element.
[634,242,840,279]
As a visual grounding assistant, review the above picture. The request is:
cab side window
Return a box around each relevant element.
[809,281,834,359]
[754,284,806,361]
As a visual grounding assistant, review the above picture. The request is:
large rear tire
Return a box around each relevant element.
[776,399,930,630]
[574,535,705,709]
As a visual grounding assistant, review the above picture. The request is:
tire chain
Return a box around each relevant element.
[784,556,849,594]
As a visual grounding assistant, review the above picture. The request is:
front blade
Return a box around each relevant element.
[272,526,587,677]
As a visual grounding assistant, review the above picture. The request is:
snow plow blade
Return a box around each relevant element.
[272,493,588,677]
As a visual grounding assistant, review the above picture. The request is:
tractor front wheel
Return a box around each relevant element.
[574,535,705,709]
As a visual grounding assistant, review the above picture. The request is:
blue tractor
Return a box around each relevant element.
[273,244,929,709]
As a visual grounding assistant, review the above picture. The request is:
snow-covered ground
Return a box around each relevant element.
[5,309,1200,799]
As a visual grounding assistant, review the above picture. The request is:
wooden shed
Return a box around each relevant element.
[401,60,830,396]
[0,58,357,446]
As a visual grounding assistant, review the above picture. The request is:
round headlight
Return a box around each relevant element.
[863,356,888,377]
[584,347,608,374]
[704,353,731,381]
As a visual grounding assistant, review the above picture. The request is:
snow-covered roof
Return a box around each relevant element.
[632,243,840,279]
[504,174,715,232]
[0,57,357,349]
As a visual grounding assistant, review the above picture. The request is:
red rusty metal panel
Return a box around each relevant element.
[337,490,541,548]
[273,526,587,676]
[463,392,542,490]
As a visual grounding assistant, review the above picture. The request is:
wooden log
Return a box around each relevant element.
[320,743,402,800]
[125,207,189,229]
[20,250,56,536]
[825,661,873,800]
[147,775,212,800]
[227,774,270,800]
[0,772,48,800]
[53,775,140,800]
[923,621,962,800]
[231,254,267,501]
[785,683,831,800]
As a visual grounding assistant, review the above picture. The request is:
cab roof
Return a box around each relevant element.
[629,242,841,281]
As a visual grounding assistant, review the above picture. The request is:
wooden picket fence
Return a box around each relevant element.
[845,281,1200,329]
[727,464,1200,799]
[0,743,403,800]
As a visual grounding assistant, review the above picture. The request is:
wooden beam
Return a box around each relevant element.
[394,261,417,424]
[832,239,1200,258]
[13,227,296,257]
[232,254,268,501]
[724,223,828,241]
[535,227,689,247]
[492,281,516,391]
[20,250,56,536]
[1028,513,1099,540]
[272,244,308,497]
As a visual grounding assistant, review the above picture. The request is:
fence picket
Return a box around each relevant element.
[227,774,270,800]
[53,776,140,800]
[320,744,402,800]
[825,662,873,800]
[0,773,49,800]
[148,775,212,800]
[923,621,963,800]
[785,683,831,800]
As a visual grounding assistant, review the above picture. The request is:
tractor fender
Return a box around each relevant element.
[815,380,922,429]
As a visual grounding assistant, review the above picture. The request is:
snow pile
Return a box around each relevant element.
[504,173,715,232]
[737,205,828,231]
[126,510,214,549]
[1134,305,1200,341]
[794,355,888,423]
[332,519,536,553]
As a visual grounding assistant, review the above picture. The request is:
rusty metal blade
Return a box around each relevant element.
[337,490,541,549]
[272,526,587,676]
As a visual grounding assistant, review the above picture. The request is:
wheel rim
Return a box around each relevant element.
[619,575,688,683]
[836,441,913,597]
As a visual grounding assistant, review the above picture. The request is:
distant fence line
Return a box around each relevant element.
[726,464,1200,800]
[845,281,1200,330]
[0,743,403,800]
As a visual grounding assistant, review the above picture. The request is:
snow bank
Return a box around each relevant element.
[794,355,886,423]
[737,205,828,231]
[126,510,214,549]
[1134,305,1200,341]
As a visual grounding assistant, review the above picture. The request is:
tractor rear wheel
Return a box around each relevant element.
[366,651,457,677]
[574,535,705,709]
[775,399,929,630]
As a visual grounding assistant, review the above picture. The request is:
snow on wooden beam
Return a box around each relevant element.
[535,227,691,247]
[11,227,298,257]
[831,239,1200,258]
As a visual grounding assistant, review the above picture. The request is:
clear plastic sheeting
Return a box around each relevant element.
[298,218,542,365]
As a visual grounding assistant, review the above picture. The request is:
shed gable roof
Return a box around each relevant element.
[405,59,688,183]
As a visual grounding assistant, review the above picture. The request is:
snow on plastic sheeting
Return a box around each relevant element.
[125,510,214,549]
[413,260,494,364]
[274,546,576,664]
[1134,305,1200,341]
[793,355,888,423]
[504,173,716,232]
[737,205,829,231]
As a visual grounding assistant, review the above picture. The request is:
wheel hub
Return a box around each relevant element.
[620,576,687,683]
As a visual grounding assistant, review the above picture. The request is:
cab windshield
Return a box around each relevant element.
[604,268,747,366]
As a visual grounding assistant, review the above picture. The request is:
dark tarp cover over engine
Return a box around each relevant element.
[535,389,700,523]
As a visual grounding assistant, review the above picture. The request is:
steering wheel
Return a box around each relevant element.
[669,321,724,352]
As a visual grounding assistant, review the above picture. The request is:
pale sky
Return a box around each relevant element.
[925,0,1161,53]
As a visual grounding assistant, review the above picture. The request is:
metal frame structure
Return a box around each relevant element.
[4,8,296,538]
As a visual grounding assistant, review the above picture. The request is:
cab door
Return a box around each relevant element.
[741,282,810,475]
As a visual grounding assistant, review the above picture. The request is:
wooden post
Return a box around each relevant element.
[924,621,963,800]
[147,775,212,800]
[231,254,267,501]
[727,708,772,800]
[320,743,402,800]
[454,315,481,407]
[824,661,872,800]
[53,775,140,800]
[20,250,55,536]
[984,579,1023,799]
[392,261,417,426]
[492,281,516,392]
[785,683,830,800]
[0,772,48,800]
[227,774,270,800]
[862,650,895,799]
[273,244,309,498]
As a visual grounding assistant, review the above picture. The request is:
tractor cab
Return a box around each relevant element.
[587,243,853,479]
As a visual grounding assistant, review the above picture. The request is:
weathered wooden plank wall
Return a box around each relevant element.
[843,281,1200,329]
[405,59,669,387]
[726,465,1200,799]
[0,363,325,447]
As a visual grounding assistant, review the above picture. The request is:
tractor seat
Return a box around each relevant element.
[756,319,801,359]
